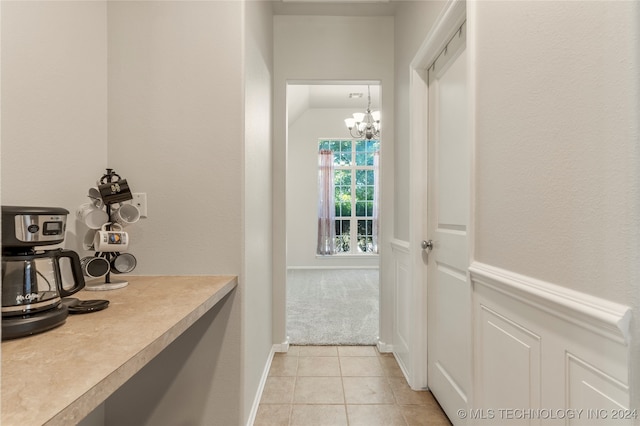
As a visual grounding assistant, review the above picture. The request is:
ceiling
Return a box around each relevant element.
[287,83,381,125]
[273,0,396,16]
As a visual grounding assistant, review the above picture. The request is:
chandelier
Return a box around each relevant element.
[344,86,381,140]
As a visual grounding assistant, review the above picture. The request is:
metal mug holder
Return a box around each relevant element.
[85,168,135,291]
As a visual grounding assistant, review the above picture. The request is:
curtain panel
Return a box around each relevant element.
[372,151,380,254]
[317,149,336,255]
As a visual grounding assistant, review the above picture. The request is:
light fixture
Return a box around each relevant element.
[344,86,380,140]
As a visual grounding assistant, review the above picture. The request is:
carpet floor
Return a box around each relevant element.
[286,269,379,345]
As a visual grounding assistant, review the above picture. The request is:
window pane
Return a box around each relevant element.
[367,170,374,185]
[357,219,374,253]
[335,220,350,253]
[355,201,365,217]
[335,170,351,186]
[366,201,373,216]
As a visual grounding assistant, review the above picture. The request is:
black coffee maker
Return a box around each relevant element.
[1,206,85,339]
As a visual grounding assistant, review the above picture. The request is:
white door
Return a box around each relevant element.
[425,37,471,424]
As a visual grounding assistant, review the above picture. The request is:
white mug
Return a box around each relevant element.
[88,187,104,209]
[83,229,96,250]
[111,204,140,227]
[76,203,109,230]
[93,223,129,252]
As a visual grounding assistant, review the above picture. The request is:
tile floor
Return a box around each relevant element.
[255,345,452,426]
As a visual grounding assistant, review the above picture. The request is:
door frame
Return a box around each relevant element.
[408,0,475,390]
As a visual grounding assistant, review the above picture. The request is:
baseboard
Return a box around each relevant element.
[272,340,290,353]
[245,345,277,426]
[376,340,393,353]
[287,266,380,270]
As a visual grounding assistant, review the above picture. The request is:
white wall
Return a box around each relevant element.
[470,0,640,409]
[2,1,275,423]
[273,15,394,345]
[393,0,446,242]
[107,1,243,275]
[1,1,108,254]
[243,0,274,423]
[287,106,379,268]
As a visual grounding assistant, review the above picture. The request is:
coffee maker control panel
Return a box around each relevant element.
[2,206,69,248]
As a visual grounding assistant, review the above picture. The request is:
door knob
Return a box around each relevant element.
[421,240,434,252]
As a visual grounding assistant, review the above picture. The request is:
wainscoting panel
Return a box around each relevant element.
[477,305,541,412]
[391,240,412,380]
[470,262,631,424]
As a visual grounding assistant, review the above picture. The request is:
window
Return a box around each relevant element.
[317,139,380,255]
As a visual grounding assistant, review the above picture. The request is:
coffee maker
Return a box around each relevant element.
[2,206,85,339]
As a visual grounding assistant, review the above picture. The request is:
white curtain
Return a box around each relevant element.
[317,149,336,255]
[372,151,380,254]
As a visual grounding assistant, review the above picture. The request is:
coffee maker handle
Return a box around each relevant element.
[55,250,86,296]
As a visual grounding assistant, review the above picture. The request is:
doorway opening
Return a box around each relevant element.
[286,81,382,345]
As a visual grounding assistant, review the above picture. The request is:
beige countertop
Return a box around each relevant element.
[1,275,238,426]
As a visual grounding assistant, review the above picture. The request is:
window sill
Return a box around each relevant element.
[316,254,379,259]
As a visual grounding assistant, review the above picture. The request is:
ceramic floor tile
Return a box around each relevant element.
[269,356,299,376]
[342,377,395,404]
[337,345,378,357]
[257,346,451,425]
[254,404,291,426]
[401,404,452,426]
[388,377,432,405]
[297,346,339,357]
[297,356,341,376]
[293,377,345,404]
[339,356,384,377]
[290,404,348,426]
[379,356,405,377]
[275,346,300,357]
[261,376,296,404]
[347,404,407,426]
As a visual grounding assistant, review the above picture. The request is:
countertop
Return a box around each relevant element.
[1,275,238,426]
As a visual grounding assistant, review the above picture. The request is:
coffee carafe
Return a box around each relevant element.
[1,206,85,340]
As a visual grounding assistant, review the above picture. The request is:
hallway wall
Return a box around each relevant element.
[470,0,640,409]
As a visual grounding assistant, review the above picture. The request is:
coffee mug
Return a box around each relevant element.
[88,187,104,209]
[111,204,140,227]
[76,203,109,230]
[93,223,129,252]
[110,253,137,274]
[83,229,96,250]
[98,179,133,204]
[80,256,110,278]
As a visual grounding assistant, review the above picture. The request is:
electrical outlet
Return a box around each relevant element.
[130,193,148,218]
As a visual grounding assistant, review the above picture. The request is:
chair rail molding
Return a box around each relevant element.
[469,261,631,344]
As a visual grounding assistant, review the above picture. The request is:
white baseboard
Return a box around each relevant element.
[272,339,290,353]
[246,345,277,426]
[376,340,393,353]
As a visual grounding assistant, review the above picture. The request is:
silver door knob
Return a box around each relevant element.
[421,240,434,252]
